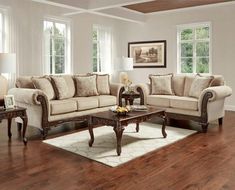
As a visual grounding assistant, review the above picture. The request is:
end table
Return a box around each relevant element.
[121,91,141,106]
[0,106,28,145]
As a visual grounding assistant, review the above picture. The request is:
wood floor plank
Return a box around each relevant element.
[0,111,235,190]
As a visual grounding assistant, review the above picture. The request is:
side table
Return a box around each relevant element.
[0,106,28,145]
[121,92,141,106]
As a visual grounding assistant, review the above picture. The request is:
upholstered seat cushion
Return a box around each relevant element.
[50,99,77,115]
[146,95,173,107]
[98,95,116,107]
[170,96,198,111]
[73,97,99,111]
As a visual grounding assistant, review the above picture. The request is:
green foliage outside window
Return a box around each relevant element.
[179,25,210,74]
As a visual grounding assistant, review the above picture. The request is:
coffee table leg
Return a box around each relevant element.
[113,124,124,156]
[8,118,12,138]
[20,113,28,145]
[88,119,94,147]
[136,123,139,132]
[161,115,167,138]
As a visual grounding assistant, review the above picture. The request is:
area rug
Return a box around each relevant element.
[43,123,197,167]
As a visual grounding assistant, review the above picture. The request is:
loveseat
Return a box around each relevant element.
[136,74,232,132]
[9,74,124,139]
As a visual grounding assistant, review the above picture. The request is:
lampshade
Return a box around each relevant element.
[0,53,16,73]
[119,57,133,71]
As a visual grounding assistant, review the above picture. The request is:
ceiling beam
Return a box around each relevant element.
[32,0,147,24]
[88,0,154,11]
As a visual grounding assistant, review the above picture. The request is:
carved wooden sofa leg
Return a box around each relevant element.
[40,128,50,140]
[201,123,208,133]
[218,117,223,125]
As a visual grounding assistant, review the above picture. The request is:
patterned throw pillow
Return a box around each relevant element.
[96,74,110,95]
[32,77,56,100]
[75,75,99,97]
[149,74,174,95]
[189,75,214,98]
[50,76,70,100]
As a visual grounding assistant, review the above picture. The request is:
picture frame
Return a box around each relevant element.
[4,95,15,109]
[128,40,167,68]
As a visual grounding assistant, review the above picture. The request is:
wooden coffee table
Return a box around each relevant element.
[88,107,167,156]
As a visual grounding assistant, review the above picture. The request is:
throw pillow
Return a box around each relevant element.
[50,76,70,100]
[75,75,99,97]
[96,74,110,95]
[32,77,56,100]
[149,74,174,95]
[189,75,214,98]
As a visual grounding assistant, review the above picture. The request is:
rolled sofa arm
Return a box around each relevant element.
[199,86,232,103]
[135,83,151,105]
[110,83,124,96]
[8,88,49,105]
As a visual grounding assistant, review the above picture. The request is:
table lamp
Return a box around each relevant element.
[119,57,133,84]
[0,53,16,106]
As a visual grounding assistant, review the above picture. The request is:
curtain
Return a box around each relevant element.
[96,25,112,73]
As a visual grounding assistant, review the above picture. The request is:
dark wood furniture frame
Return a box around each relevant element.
[120,91,141,106]
[136,87,223,132]
[27,87,126,139]
[88,107,167,156]
[0,106,28,145]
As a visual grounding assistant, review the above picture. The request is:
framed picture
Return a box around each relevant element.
[128,40,167,68]
[4,95,15,109]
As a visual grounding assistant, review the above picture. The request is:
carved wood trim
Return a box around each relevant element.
[136,87,145,105]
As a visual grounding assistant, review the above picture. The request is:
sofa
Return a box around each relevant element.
[136,74,232,132]
[9,74,124,139]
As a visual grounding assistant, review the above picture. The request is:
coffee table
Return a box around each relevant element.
[88,106,167,156]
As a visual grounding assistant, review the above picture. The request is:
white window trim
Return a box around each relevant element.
[177,22,212,75]
[0,7,9,53]
[43,16,72,75]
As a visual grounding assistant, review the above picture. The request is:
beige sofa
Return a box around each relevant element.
[136,74,232,132]
[9,74,124,139]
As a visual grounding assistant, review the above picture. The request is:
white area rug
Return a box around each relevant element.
[43,123,197,167]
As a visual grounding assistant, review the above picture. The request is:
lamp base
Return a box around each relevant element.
[0,75,8,106]
[119,72,128,84]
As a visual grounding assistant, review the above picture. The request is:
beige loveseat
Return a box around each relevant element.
[136,74,232,132]
[9,74,124,139]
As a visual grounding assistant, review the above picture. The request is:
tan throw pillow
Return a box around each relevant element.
[32,77,56,100]
[149,74,174,95]
[15,76,35,89]
[50,76,69,100]
[189,75,214,98]
[172,75,185,96]
[75,75,99,97]
[96,74,110,95]
[183,75,196,96]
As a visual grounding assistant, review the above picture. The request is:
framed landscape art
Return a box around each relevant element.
[128,40,167,68]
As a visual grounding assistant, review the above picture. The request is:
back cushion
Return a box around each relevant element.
[183,75,196,96]
[172,75,185,96]
[210,75,224,86]
[15,76,35,89]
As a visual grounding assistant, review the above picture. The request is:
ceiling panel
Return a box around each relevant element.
[124,0,235,13]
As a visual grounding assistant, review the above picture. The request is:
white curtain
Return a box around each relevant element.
[96,25,112,73]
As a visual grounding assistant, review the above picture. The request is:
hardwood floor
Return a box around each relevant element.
[0,111,235,190]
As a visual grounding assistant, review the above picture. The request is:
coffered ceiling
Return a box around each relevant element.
[32,0,235,23]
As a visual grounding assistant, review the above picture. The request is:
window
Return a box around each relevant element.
[0,8,8,53]
[43,19,71,74]
[92,25,112,73]
[177,22,211,74]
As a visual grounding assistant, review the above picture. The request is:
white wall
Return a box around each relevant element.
[120,3,235,109]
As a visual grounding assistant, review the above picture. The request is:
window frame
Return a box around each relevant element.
[177,22,212,75]
[0,7,8,53]
[43,17,71,75]
[92,26,101,72]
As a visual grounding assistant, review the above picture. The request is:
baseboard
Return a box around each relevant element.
[225,105,235,111]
